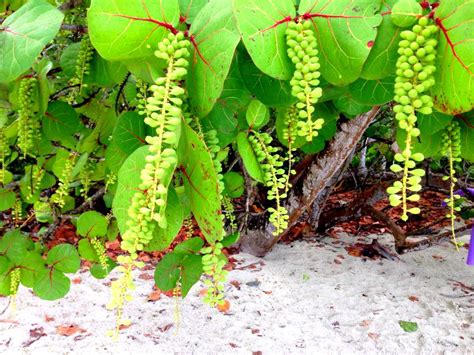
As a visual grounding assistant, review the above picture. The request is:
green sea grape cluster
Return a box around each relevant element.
[285,21,324,142]
[387,16,439,221]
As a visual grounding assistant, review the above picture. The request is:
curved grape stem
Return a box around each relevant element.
[447,142,460,251]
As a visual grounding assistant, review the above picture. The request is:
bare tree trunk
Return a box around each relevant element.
[238,107,380,257]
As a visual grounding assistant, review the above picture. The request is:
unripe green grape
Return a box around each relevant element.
[391,0,422,28]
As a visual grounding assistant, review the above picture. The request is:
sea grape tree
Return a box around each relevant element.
[0,0,472,336]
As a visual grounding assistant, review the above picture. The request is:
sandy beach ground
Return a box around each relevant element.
[1,232,473,354]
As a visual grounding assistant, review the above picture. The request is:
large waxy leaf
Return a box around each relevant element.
[0,0,64,83]
[238,49,296,108]
[298,0,383,86]
[154,252,202,297]
[0,229,29,264]
[33,269,70,301]
[181,124,225,244]
[187,0,241,117]
[113,146,149,234]
[203,59,251,147]
[349,76,395,105]
[145,188,184,252]
[154,253,183,291]
[180,254,203,297]
[46,244,80,274]
[87,0,180,61]
[396,120,447,160]
[179,0,210,23]
[0,257,13,295]
[105,111,146,173]
[432,0,474,115]
[43,101,82,142]
[361,0,400,80]
[19,251,46,288]
[77,211,109,238]
[459,113,474,162]
[236,131,265,183]
[417,112,452,135]
[301,103,339,153]
[234,0,296,80]
[0,189,16,212]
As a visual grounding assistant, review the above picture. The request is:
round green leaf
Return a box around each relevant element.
[432,0,474,115]
[0,0,64,83]
[361,0,400,80]
[77,211,109,238]
[33,269,70,301]
[236,131,265,183]
[46,244,80,274]
[113,146,150,234]
[0,229,29,264]
[43,101,81,142]
[187,0,241,117]
[90,259,116,279]
[145,188,184,252]
[78,239,99,262]
[19,251,46,288]
[234,0,296,80]
[106,111,147,173]
[180,254,203,297]
[298,0,383,86]
[87,0,180,61]
[349,76,395,105]
[154,253,184,291]
[223,172,245,198]
[0,189,16,212]
[238,49,296,108]
[246,100,270,129]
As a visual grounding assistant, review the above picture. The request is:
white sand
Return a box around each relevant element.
[1,233,473,354]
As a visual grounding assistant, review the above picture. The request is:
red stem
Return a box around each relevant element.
[110,14,179,34]
[301,12,363,20]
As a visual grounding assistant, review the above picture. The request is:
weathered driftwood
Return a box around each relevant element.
[238,107,381,256]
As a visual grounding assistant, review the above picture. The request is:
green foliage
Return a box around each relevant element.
[0,0,64,82]
[186,0,241,117]
[87,0,180,61]
[154,238,203,297]
[180,123,225,244]
[0,0,472,338]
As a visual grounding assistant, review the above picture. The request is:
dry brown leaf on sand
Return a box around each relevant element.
[56,325,86,336]
[217,300,231,313]
[147,290,161,302]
